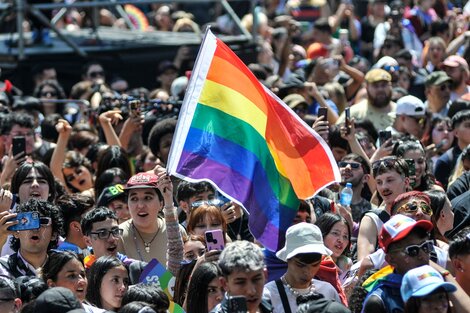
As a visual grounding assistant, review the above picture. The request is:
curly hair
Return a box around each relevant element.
[62,151,94,193]
[10,199,64,252]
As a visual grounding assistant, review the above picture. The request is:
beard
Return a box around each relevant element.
[368,92,392,108]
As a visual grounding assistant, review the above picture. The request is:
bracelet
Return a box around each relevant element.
[440,270,451,277]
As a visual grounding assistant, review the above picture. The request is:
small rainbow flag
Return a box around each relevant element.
[168,30,340,251]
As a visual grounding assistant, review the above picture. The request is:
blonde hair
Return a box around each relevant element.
[323,82,347,114]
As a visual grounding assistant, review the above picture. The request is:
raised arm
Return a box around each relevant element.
[98,109,122,147]
[50,119,73,193]
[155,165,184,276]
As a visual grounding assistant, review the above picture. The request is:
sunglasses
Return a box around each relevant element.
[89,227,123,240]
[40,91,58,98]
[372,156,405,176]
[40,217,52,227]
[338,161,361,169]
[191,199,225,208]
[391,240,434,257]
[88,71,104,78]
[65,167,83,183]
[383,65,400,72]
[397,200,433,216]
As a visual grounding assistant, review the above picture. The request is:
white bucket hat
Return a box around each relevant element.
[276,223,332,262]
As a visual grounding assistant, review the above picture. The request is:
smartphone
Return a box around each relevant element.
[8,212,40,231]
[405,158,416,188]
[345,107,351,135]
[205,229,225,251]
[378,130,392,146]
[128,100,141,118]
[318,107,328,121]
[12,136,26,157]
[228,296,248,313]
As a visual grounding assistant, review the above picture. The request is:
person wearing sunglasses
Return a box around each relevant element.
[389,95,427,140]
[424,71,452,118]
[362,214,434,313]
[338,153,372,224]
[32,79,66,116]
[0,199,63,279]
[82,61,106,84]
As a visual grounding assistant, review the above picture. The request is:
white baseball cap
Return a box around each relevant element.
[394,95,426,117]
[401,265,457,303]
[276,223,332,262]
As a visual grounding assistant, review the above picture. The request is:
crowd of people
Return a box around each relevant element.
[0,0,470,312]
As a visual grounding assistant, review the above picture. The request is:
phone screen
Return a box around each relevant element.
[318,107,328,121]
[378,130,392,146]
[345,107,351,134]
[12,136,26,157]
[8,212,40,231]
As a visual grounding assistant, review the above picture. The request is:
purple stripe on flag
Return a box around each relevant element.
[177,150,296,250]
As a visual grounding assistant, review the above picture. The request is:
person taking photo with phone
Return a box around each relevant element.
[0,198,63,278]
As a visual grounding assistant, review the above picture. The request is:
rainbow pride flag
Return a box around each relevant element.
[168,30,340,251]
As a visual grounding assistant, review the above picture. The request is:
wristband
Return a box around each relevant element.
[440,270,451,278]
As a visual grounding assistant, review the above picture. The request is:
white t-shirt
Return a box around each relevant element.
[263,278,340,313]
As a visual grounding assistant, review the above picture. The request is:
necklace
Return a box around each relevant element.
[227,217,243,240]
[280,275,315,297]
[132,221,160,255]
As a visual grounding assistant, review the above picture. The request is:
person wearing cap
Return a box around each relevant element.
[0,276,22,313]
[400,265,456,313]
[283,93,310,122]
[211,240,272,313]
[263,223,340,313]
[424,71,452,118]
[34,287,85,313]
[96,183,130,224]
[336,68,396,132]
[388,95,427,139]
[117,171,185,274]
[441,55,470,101]
[362,214,434,313]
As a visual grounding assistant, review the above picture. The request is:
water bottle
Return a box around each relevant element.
[339,183,353,206]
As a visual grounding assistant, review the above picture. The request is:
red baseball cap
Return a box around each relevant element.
[379,214,433,253]
[125,172,159,190]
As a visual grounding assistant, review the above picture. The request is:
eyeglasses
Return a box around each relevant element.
[338,161,361,169]
[65,167,83,183]
[40,217,52,227]
[88,71,104,78]
[40,91,58,98]
[383,65,400,72]
[89,228,123,240]
[390,240,434,257]
[191,199,225,208]
[397,200,433,216]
